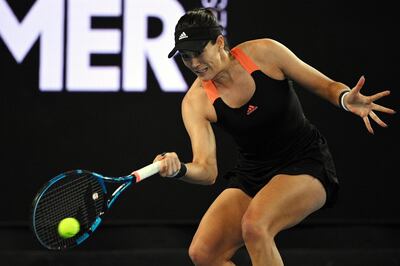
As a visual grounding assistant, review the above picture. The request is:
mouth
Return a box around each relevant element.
[194,66,208,75]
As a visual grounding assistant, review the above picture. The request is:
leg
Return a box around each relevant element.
[189,188,251,266]
[241,174,327,266]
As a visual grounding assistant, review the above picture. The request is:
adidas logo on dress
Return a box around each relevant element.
[246,105,258,115]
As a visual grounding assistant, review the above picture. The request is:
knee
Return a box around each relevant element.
[188,241,213,266]
[241,213,273,244]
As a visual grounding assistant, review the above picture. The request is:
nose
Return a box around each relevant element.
[188,57,201,68]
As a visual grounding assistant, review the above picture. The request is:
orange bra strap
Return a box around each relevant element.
[202,80,219,104]
[231,47,260,73]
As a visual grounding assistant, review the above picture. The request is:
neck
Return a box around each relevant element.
[212,50,236,88]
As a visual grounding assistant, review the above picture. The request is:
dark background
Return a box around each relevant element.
[1,0,399,228]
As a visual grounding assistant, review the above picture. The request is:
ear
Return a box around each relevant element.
[216,35,225,50]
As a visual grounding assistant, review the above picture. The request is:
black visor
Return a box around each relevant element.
[168,26,222,58]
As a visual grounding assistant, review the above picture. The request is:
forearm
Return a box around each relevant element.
[180,161,218,185]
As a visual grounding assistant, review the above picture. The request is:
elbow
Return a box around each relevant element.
[205,177,216,185]
[206,166,218,185]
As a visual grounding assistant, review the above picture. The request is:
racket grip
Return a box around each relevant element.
[133,161,161,182]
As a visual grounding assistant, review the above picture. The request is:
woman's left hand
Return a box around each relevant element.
[344,76,396,134]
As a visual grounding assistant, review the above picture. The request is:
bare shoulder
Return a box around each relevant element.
[234,39,288,60]
[182,78,216,122]
[235,38,282,55]
[234,39,287,79]
[183,78,204,109]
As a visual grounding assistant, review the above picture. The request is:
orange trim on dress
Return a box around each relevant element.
[202,80,219,104]
[201,47,260,104]
[230,47,260,73]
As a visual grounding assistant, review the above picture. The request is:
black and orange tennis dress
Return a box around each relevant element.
[201,47,339,207]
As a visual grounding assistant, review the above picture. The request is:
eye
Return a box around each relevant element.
[193,51,202,57]
[180,50,203,60]
[180,53,191,60]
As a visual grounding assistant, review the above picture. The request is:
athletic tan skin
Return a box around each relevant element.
[154,36,395,266]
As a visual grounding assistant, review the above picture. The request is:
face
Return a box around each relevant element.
[179,36,225,81]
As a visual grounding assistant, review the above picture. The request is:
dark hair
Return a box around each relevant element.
[175,8,229,50]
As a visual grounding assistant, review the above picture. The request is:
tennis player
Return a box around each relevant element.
[154,7,395,266]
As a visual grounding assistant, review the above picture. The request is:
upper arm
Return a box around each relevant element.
[242,39,336,96]
[181,82,217,170]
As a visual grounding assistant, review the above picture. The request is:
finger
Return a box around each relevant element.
[372,103,396,114]
[153,153,166,162]
[167,159,176,176]
[369,111,388,128]
[363,116,374,134]
[352,75,365,94]
[370,90,391,102]
[158,160,169,176]
[174,159,181,173]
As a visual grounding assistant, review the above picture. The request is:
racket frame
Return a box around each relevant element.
[31,161,161,250]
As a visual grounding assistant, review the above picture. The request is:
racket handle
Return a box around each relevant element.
[133,161,161,182]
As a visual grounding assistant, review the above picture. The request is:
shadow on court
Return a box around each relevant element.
[1,221,400,266]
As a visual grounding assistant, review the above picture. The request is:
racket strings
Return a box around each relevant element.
[33,172,105,249]
[35,177,91,244]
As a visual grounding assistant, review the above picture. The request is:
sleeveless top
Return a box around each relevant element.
[201,47,316,169]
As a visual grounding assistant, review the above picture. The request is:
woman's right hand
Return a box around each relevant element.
[153,152,182,177]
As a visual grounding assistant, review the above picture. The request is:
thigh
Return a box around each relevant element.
[190,188,251,258]
[243,174,327,237]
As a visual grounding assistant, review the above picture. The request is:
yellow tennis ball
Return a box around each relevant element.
[57,217,80,239]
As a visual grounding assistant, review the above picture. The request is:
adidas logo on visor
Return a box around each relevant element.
[178,31,189,40]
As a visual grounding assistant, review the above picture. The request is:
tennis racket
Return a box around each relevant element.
[31,161,161,250]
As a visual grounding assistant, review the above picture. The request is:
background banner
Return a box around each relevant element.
[1,0,398,223]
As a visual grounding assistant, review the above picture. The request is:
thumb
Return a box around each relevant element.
[153,153,166,163]
[352,75,365,94]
